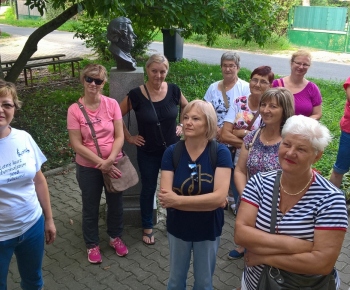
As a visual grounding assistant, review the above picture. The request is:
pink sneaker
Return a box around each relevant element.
[109,237,128,257]
[87,245,102,264]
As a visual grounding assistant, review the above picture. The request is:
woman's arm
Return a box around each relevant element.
[309,104,322,120]
[176,93,188,136]
[68,129,105,166]
[95,119,124,177]
[235,201,313,255]
[245,230,345,275]
[119,95,145,146]
[34,170,56,245]
[159,167,231,211]
[220,122,244,148]
[234,143,249,195]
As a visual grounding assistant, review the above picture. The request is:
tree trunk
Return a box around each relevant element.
[302,0,310,5]
[4,3,79,83]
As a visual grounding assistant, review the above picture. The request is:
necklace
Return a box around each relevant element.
[223,77,237,90]
[280,171,313,196]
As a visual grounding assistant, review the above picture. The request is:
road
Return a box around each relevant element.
[1,24,350,81]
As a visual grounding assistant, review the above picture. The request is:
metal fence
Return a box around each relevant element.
[287,6,350,53]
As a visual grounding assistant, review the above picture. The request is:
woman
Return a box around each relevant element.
[235,115,348,290]
[272,49,322,120]
[67,64,127,264]
[231,87,295,260]
[204,51,250,137]
[159,100,232,289]
[219,66,273,220]
[330,76,350,188]
[0,80,56,289]
[119,54,188,245]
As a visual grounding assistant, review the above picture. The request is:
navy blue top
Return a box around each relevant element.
[128,83,181,156]
[161,142,232,241]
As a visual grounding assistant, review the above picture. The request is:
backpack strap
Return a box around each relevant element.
[173,140,185,172]
[172,140,217,173]
[208,140,218,172]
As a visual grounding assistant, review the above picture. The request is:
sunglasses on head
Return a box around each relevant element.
[84,76,104,85]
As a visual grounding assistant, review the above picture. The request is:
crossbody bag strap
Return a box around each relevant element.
[247,112,260,131]
[219,81,229,109]
[143,84,167,148]
[76,101,102,158]
[270,170,282,234]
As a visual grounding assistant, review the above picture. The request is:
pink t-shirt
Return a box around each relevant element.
[272,78,322,117]
[67,95,123,168]
[340,77,350,133]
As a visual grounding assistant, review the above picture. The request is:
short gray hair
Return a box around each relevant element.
[220,51,240,68]
[281,115,332,152]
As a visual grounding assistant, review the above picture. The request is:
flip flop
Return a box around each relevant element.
[142,231,155,245]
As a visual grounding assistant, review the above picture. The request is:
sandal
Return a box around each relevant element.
[142,231,155,245]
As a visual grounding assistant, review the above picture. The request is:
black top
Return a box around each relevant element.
[128,83,182,155]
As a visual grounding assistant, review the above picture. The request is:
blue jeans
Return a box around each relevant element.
[167,233,220,290]
[333,131,350,174]
[0,215,44,290]
[76,164,124,248]
[137,148,163,229]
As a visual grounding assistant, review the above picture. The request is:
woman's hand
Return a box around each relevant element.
[95,159,114,173]
[107,164,122,179]
[176,125,183,136]
[126,134,145,146]
[158,187,179,208]
[44,218,56,245]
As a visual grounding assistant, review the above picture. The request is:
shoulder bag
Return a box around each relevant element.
[256,170,336,290]
[76,101,139,193]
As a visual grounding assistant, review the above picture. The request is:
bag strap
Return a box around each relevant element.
[173,140,217,172]
[143,84,167,148]
[247,112,260,131]
[277,78,283,87]
[270,170,282,234]
[248,128,261,155]
[76,101,102,158]
[219,81,229,109]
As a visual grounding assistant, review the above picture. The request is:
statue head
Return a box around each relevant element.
[107,17,137,54]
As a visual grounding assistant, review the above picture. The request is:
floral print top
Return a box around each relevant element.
[244,129,281,177]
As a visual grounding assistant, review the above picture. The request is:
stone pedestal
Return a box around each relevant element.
[109,67,157,227]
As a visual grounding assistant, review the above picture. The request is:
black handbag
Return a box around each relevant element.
[256,170,336,290]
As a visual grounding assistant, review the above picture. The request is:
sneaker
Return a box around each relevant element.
[228,249,244,260]
[87,245,102,264]
[110,237,128,257]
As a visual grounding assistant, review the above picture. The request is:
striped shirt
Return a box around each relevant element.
[241,170,348,290]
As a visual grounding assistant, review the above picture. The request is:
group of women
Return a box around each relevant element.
[0,49,348,290]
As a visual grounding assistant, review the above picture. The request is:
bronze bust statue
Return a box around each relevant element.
[107,17,137,71]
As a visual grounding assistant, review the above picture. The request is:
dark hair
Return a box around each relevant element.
[250,66,274,84]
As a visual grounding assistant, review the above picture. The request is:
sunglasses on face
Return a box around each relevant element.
[84,76,104,85]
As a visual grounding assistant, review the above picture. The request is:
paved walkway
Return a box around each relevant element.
[6,166,350,290]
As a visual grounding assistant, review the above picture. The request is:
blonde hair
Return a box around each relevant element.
[0,79,22,109]
[182,100,217,140]
[80,64,108,84]
[291,49,312,63]
[145,53,169,71]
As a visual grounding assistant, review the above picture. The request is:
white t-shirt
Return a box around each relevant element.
[204,79,250,127]
[0,128,46,241]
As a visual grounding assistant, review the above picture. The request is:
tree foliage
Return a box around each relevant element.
[3,0,280,82]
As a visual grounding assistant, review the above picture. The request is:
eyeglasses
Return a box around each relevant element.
[188,163,198,182]
[84,117,101,125]
[250,78,270,86]
[84,76,104,85]
[222,64,238,69]
[0,103,15,110]
[292,61,310,68]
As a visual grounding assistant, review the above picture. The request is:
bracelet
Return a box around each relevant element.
[179,123,183,127]
[244,130,247,136]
